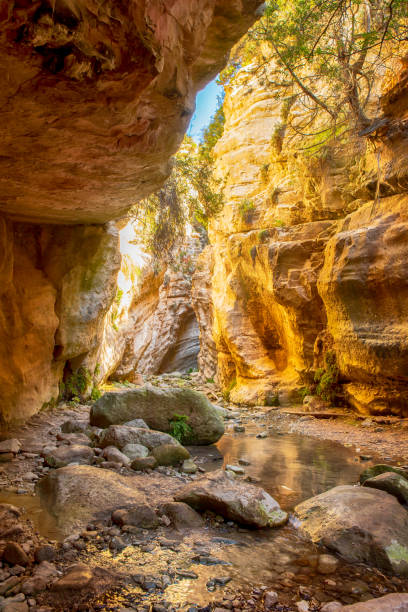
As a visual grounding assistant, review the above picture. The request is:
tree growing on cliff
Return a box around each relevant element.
[133,98,225,261]
[221,0,408,150]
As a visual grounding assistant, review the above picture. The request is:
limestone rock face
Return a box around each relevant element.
[318,196,408,415]
[0,221,120,425]
[0,0,263,224]
[0,1,262,426]
[192,52,408,413]
[0,220,60,426]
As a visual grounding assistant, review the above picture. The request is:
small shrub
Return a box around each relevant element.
[237,198,255,222]
[222,378,237,402]
[314,352,339,403]
[265,392,280,407]
[63,367,92,401]
[297,386,311,403]
[258,229,270,243]
[169,414,193,443]
[90,386,102,401]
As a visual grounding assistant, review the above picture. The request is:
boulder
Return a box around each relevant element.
[44,445,94,468]
[295,485,408,575]
[21,561,59,595]
[363,472,408,505]
[90,386,224,444]
[111,505,159,529]
[98,425,179,451]
[175,469,288,528]
[130,457,157,471]
[0,504,22,538]
[0,439,21,454]
[360,464,408,485]
[2,542,29,566]
[52,563,93,591]
[61,420,89,434]
[181,459,198,474]
[102,446,130,465]
[122,444,149,460]
[159,502,204,529]
[123,419,149,429]
[152,444,190,466]
[36,465,151,534]
[342,593,408,610]
[0,602,28,612]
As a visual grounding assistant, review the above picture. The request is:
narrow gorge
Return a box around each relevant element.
[1,1,408,612]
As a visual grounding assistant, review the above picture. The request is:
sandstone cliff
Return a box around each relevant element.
[192,56,408,415]
[0,0,262,426]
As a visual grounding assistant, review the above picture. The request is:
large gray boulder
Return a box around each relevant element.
[295,485,408,575]
[90,386,224,445]
[175,469,288,528]
[98,425,179,451]
[36,465,150,535]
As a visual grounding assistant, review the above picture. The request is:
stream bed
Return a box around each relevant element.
[1,424,405,611]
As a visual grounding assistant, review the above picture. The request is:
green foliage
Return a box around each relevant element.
[94,363,101,377]
[224,0,407,153]
[206,377,215,384]
[132,96,225,262]
[169,414,193,443]
[314,351,340,403]
[265,392,280,407]
[258,229,270,242]
[238,198,255,222]
[222,378,237,402]
[114,289,124,305]
[296,386,311,403]
[90,386,102,401]
[63,367,93,402]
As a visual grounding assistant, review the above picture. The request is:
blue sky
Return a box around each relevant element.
[188,79,224,142]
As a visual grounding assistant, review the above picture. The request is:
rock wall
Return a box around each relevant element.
[105,224,203,382]
[0,0,262,426]
[192,57,408,414]
[0,0,263,224]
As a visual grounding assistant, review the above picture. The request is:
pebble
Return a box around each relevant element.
[233,425,246,433]
[256,432,267,439]
[317,554,339,575]
[239,458,251,466]
[34,546,56,563]
[2,543,29,566]
[296,601,309,612]
[225,465,245,475]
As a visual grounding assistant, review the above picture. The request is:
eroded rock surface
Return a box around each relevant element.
[175,469,288,528]
[295,485,408,575]
[0,0,263,224]
[36,465,153,534]
[191,51,408,413]
[90,386,225,444]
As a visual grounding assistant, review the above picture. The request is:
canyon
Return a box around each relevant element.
[0,0,262,426]
[192,53,408,416]
[0,2,408,611]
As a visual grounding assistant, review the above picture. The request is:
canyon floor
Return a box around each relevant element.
[1,373,408,612]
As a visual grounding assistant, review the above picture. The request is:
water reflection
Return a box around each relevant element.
[216,426,374,509]
[0,490,64,541]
